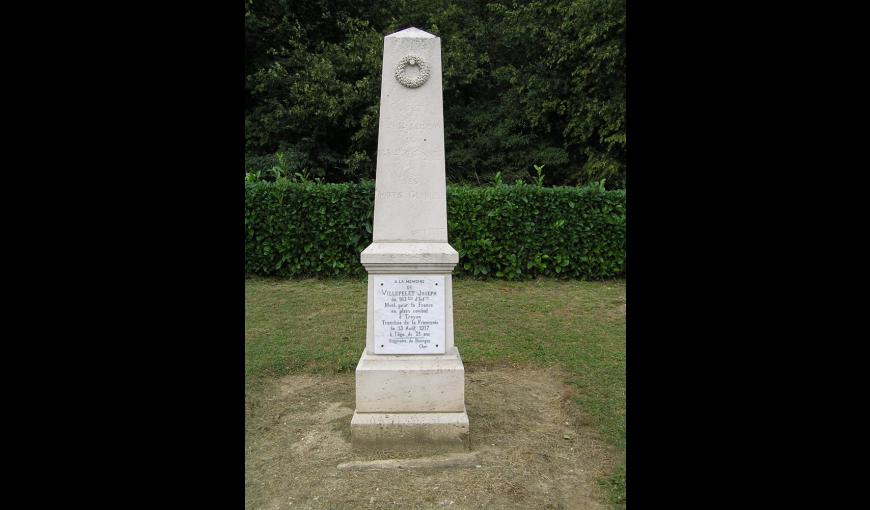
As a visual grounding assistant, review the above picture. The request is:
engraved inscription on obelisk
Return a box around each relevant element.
[372,27,448,243]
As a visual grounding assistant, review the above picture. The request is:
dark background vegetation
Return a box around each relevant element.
[245,0,625,187]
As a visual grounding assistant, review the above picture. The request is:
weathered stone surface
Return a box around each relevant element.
[350,411,469,452]
[337,452,479,470]
[355,348,465,412]
[360,242,458,271]
[352,27,469,447]
[371,28,447,243]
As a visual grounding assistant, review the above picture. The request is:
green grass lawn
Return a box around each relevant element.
[245,276,626,505]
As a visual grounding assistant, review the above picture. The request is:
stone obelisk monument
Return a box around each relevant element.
[350,27,468,450]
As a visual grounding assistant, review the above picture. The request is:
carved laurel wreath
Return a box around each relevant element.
[394,54,431,88]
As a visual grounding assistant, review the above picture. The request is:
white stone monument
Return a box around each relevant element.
[350,27,469,450]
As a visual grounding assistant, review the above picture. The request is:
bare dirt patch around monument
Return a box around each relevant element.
[246,366,617,509]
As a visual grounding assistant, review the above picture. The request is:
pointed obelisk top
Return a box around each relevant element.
[387,27,436,39]
[366,22,448,244]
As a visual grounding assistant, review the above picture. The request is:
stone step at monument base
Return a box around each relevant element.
[355,347,465,413]
[350,411,470,452]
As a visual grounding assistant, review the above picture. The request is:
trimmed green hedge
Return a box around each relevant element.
[245,181,625,279]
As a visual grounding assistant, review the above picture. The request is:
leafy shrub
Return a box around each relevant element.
[244,153,279,175]
[245,181,624,279]
[245,180,374,277]
[245,149,310,179]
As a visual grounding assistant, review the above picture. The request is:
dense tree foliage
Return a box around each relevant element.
[245,0,625,187]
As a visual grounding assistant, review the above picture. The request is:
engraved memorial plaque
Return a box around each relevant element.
[374,275,446,354]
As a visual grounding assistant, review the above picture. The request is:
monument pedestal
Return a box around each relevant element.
[354,348,466,413]
[352,243,469,450]
[351,27,468,451]
[351,349,468,450]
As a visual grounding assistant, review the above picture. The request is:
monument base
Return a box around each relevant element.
[352,347,469,451]
[350,411,469,451]
[355,347,465,412]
